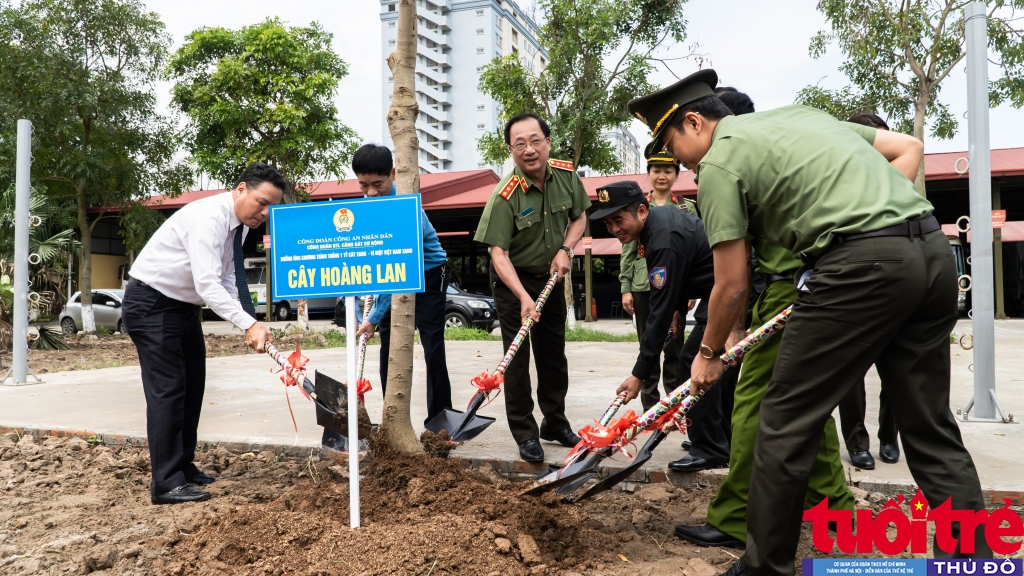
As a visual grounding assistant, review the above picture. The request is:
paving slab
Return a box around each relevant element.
[2,318,1021,493]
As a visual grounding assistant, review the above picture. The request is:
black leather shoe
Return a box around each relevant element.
[518,439,545,463]
[185,470,217,486]
[151,485,211,505]
[667,454,726,473]
[879,442,900,464]
[681,440,692,450]
[723,561,749,576]
[674,523,744,549]
[540,429,582,448]
[849,450,875,470]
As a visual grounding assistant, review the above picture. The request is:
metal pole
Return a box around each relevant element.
[12,120,32,385]
[964,2,998,420]
[345,295,360,528]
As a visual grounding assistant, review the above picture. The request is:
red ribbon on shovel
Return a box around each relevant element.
[470,370,504,408]
[563,409,637,466]
[273,339,310,443]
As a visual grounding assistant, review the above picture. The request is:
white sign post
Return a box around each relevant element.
[345,295,360,528]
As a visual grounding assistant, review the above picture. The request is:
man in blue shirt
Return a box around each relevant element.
[319,142,448,448]
[349,144,452,429]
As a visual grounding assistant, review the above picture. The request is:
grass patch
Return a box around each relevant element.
[444,327,500,341]
[565,327,638,342]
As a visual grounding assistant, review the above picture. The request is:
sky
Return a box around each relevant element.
[150,0,1022,176]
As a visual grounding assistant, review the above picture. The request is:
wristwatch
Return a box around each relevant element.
[559,245,574,259]
[699,343,726,359]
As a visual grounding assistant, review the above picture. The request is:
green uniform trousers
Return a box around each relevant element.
[743,231,990,576]
[705,280,854,542]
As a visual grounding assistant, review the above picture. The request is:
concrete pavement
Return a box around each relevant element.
[2,318,1022,492]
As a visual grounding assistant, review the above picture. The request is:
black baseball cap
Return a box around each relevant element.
[589,180,648,220]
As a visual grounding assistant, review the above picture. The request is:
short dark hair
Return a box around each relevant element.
[351,143,394,176]
[233,163,287,193]
[715,87,755,115]
[668,95,734,138]
[847,112,890,131]
[623,199,648,217]
[504,113,550,145]
[646,161,680,174]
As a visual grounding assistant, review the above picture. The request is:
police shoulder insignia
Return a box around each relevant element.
[548,159,574,171]
[499,176,520,200]
[519,177,529,192]
[649,266,667,290]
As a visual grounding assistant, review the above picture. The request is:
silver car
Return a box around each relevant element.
[59,290,124,333]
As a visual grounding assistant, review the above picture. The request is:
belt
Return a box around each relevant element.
[799,216,940,262]
[764,274,792,286]
[127,277,150,288]
[514,267,549,279]
[839,215,940,243]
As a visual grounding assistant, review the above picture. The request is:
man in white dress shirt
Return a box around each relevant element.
[124,163,281,504]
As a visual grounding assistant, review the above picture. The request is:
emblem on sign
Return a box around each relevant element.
[598,189,610,203]
[333,208,355,232]
[649,266,667,289]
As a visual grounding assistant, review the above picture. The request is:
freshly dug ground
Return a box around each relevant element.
[3,432,1017,576]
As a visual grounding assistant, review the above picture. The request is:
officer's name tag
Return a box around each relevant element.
[515,207,535,220]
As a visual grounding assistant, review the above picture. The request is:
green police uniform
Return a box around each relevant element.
[628,70,989,576]
[694,106,989,573]
[474,159,592,444]
[704,238,855,542]
[619,191,686,411]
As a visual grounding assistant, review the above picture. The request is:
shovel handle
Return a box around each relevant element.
[355,295,375,381]
[265,342,300,381]
[493,272,559,377]
[597,392,628,427]
[623,305,794,443]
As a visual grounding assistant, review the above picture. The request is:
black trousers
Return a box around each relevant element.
[490,265,570,444]
[379,263,453,426]
[678,321,736,463]
[837,378,898,452]
[744,231,990,576]
[122,282,206,496]
[632,290,684,412]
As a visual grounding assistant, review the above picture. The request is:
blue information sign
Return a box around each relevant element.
[268,195,425,299]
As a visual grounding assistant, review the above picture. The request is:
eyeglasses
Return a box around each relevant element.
[510,137,548,152]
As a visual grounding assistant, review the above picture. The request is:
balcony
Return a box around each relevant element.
[416,120,451,142]
[419,25,450,49]
[416,64,451,86]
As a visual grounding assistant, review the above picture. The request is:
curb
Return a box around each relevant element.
[3,425,1020,506]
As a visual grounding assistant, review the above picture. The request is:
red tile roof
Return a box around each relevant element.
[925,147,1024,181]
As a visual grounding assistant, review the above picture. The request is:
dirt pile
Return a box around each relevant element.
[177,435,620,575]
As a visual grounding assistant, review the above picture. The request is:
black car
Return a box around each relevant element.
[332,287,498,332]
[445,284,499,332]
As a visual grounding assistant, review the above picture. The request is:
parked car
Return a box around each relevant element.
[332,285,499,332]
[59,290,124,333]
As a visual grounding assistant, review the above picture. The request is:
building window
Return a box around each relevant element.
[512,30,519,45]
[388,39,396,46]
[476,47,484,54]
[388,3,395,11]
[477,123,485,129]
[388,76,393,82]
[476,9,484,15]
[477,104,485,111]
[388,22,395,28]
[476,28,484,34]
[90,220,126,256]
[476,66,483,72]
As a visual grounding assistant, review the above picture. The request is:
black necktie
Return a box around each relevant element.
[234,225,256,316]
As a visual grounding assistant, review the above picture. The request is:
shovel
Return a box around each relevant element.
[425,272,559,442]
[542,305,795,498]
[319,295,377,445]
[524,392,628,495]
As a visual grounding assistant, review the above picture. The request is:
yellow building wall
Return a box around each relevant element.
[86,254,128,289]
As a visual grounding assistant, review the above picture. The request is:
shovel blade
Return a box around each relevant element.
[314,370,373,439]
[523,451,607,496]
[570,430,669,502]
[424,400,496,442]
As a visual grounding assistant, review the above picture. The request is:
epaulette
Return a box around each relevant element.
[548,159,574,171]
[499,175,521,200]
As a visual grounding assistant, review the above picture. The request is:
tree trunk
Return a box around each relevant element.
[77,183,96,333]
[913,88,928,197]
[381,0,422,454]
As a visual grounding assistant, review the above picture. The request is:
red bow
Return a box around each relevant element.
[355,377,372,403]
[278,340,311,400]
[563,409,637,465]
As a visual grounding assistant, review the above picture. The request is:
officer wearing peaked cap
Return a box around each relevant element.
[474,113,591,464]
[591,181,725,416]
[627,69,992,575]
